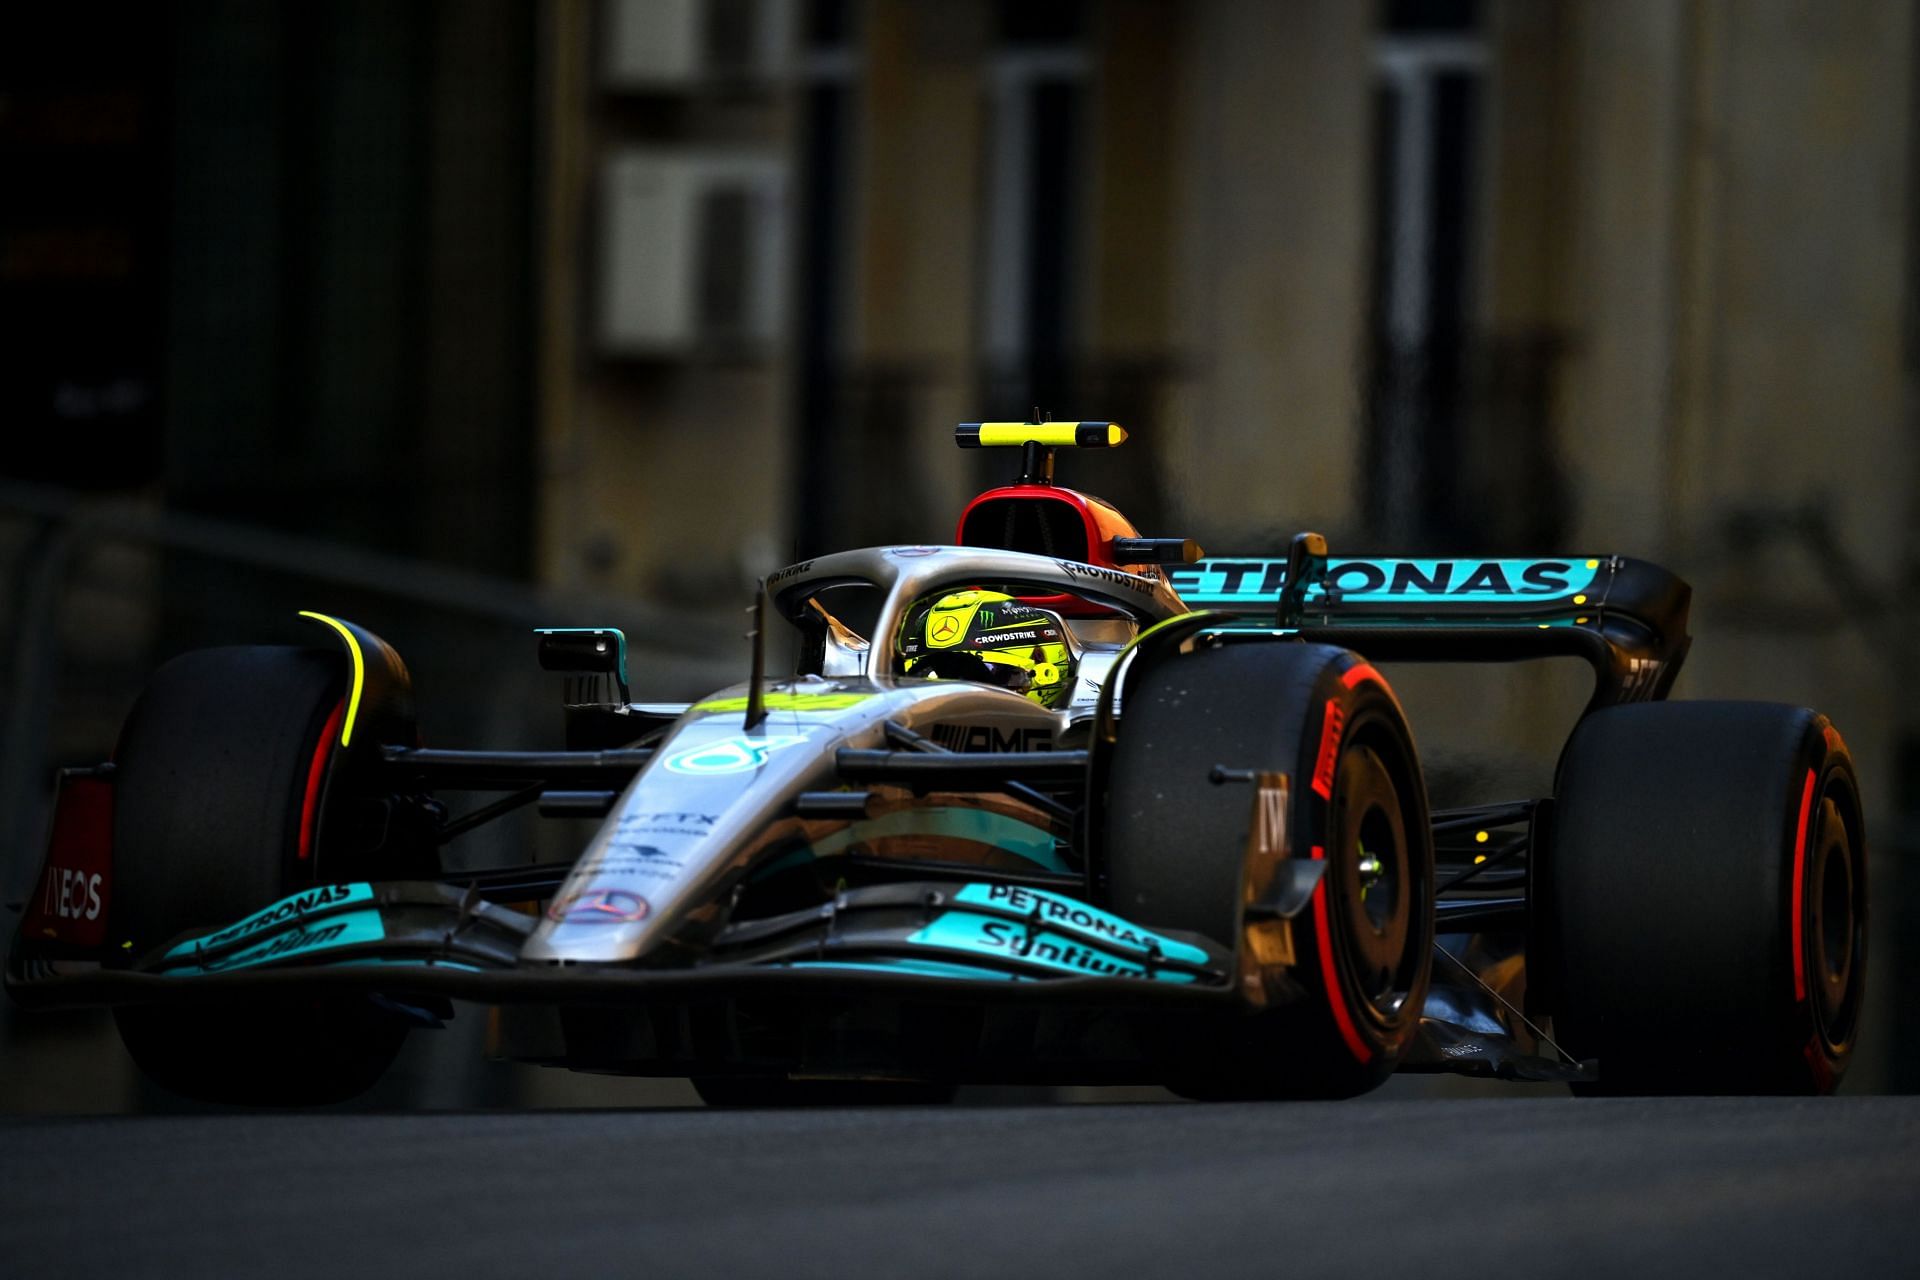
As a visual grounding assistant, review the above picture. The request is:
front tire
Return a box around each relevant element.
[1101,642,1434,1099]
[1544,701,1866,1095]
[110,646,412,1105]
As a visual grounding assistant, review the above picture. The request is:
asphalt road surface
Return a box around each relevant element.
[3,1096,1916,1277]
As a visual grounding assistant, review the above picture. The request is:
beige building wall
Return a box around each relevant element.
[1161,0,1375,550]
[824,0,1377,552]
[536,0,794,606]
[1538,0,1914,811]
[850,0,991,525]
[1085,0,1180,363]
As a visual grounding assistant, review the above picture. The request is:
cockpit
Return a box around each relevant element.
[771,546,1189,715]
[771,422,1197,711]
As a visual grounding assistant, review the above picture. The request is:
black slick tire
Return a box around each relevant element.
[1545,701,1866,1095]
[1102,642,1434,1099]
[110,646,411,1106]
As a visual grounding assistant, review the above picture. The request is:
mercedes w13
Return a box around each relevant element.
[7,422,1866,1104]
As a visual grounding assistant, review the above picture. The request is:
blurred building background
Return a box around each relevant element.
[3,0,1916,1106]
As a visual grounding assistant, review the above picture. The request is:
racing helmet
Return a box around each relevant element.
[897,589,1076,709]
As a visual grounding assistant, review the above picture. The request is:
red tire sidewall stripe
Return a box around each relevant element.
[1338,662,1383,691]
[1789,766,1816,1004]
[1310,842,1373,1064]
[298,700,347,863]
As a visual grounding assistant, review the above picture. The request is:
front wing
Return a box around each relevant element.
[10,882,1589,1084]
[7,878,1237,1010]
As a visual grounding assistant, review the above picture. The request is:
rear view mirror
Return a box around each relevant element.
[535,628,629,702]
[1110,537,1205,565]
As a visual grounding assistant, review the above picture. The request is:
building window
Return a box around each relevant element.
[1366,1,1485,544]
[979,2,1088,420]
[791,0,858,556]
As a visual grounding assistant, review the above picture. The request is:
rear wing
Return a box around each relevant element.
[1169,540,1692,708]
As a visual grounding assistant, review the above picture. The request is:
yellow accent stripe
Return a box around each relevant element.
[298,611,365,747]
[1114,610,1213,664]
[693,692,871,713]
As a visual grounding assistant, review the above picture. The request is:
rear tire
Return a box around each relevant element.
[1102,642,1434,1099]
[110,646,411,1106]
[1545,701,1866,1095]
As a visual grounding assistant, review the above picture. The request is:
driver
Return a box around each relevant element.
[897,589,1076,709]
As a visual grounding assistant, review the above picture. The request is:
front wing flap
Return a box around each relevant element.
[707,882,1230,985]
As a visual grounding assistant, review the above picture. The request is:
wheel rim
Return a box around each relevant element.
[1332,742,1421,1021]
[1807,787,1865,1049]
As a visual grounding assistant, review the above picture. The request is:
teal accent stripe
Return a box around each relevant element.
[325,958,488,973]
[781,957,1024,982]
[165,883,375,959]
[806,806,1068,872]
[908,913,1198,984]
[159,909,386,975]
[1172,558,1600,607]
[949,883,1211,965]
[1265,616,1581,631]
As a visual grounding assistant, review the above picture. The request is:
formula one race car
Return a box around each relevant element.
[8,423,1867,1103]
